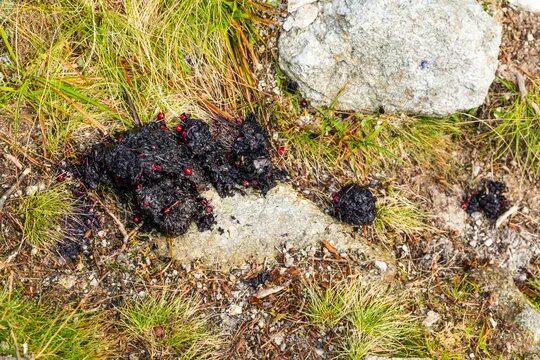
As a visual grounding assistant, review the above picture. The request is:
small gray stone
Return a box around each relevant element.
[228,304,243,316]
[284,253,294,267]
[58,275,77,289]
[374,260,388,272]
[423,310,441,328]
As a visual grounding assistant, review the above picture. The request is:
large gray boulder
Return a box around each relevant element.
[278,0,502,116]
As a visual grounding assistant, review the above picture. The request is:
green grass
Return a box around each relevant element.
[443,275,479,303]
[305,279,354,328]
[119,289,221,359]
[0,288,114,359]
[526,275,540,311]
[18,182,73,250]
[373,186,429,242]
[305,278,425,359]
[0,0,265,158]
[271,98,462,180]
[483,79,540,175]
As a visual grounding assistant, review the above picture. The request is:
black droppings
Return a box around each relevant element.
[332,184,377,226]
[465,180,509,220]
[57,240,82,262]
[248,271,272,288]
[231,114,280,195]
[76,114,280,236]
[57,201,100,263]
[283,78,299,93]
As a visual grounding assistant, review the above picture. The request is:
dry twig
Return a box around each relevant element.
[0,167,31,211]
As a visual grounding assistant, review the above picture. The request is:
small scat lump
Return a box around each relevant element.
[332,184,376,226]
[465,180,509,220]
[77,114,279,235]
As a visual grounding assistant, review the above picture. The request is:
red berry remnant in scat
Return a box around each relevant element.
[55,173,66,182]
[200,198,209,206]
[331,192,340,203]
[242,180,250,187]
[133,215,141,223]
[159,123,167,130]
[143,201,150,207]
[179,113,188,121]
[184,167,193,176]
[181,131,187,141]
[204,206,213,214]
[461,197,471,210]
[156,112,165,121]
[277,146,285,156]
[251,179,258,186]
[150,164,161,171]
[175,125,183,133]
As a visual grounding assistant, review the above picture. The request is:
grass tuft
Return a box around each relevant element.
[1,0,267,158]
[526,274,540,311]
[18,182,73,250]
[119,289,221,359]
[482,79,540,175]
[343,283,424,359]
[373,186,429,241]
[305,279,355,328]
[0,287,114,359]
[305,277,425,359]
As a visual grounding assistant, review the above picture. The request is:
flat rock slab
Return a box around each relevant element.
[160,184,387,267]
[279,0,502,116]
[475,268,540,351]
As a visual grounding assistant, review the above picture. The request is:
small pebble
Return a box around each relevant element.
[284,253,294,267]
[228,304,243,316]
[374,260,388,272]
